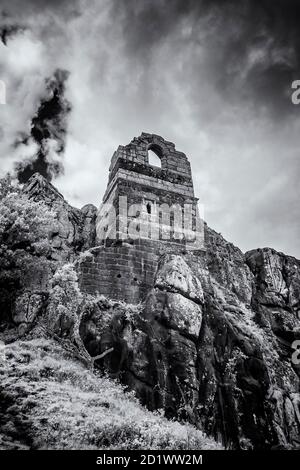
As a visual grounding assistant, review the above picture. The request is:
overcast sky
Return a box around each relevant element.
[0,0,300,257]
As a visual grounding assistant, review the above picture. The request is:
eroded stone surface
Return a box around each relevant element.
[24,173,97,258]
[155,254,204,305]
[78,240,300,449]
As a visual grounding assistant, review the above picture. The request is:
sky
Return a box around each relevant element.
[0,0,300,257]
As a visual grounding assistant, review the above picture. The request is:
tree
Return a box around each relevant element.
[0,174,57,322]
[0,175,55,256]
[47,263,113,369]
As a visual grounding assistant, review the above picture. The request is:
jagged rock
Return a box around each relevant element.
[23,173,97,258]
[246,247,300,311]
[77,234,300,449]
[246,248,300,343]
[151,291,203,338]
[205,225,253,305]
[23,173,65,204]
[155,254,204,304]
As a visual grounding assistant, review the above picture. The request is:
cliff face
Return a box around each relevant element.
[2,175,300,449]
[0,174,97,335]
[80,227,300,449]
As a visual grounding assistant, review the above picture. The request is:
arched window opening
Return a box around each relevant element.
[146,202,152,214]
[148,148,161,168]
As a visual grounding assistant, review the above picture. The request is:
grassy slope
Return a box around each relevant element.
[0,338,221,450]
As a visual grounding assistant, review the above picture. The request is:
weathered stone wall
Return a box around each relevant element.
[102,179,199,240]
[79,240,158,303]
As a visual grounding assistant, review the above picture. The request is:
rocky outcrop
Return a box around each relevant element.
[245,248,300,338]
[79,256,204,421]
[199,230,300,449]
[23,173,97,258]
[78,232,300,449]
[0,175,97,333]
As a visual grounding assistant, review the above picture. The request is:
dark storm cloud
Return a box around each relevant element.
[0,24,25,45]
[15,69,71,183]
[109,0,300,119]
[0,0,75,182]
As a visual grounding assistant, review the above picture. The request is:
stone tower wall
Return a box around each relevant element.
[79,239,191,304]
[79,133,203,303]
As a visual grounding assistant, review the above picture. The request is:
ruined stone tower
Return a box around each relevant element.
[79,133,203,303]
[100,133,199,242]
